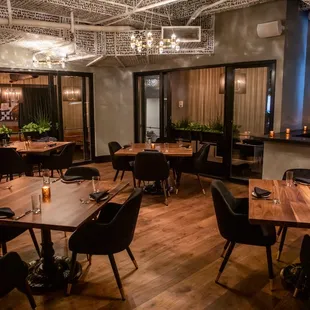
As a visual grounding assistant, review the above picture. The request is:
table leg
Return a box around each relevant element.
[27,229,82,292]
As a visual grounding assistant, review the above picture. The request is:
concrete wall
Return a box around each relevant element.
[281,0,308,131]
[94,0,287,156]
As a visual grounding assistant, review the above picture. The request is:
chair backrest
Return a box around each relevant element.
[194,143,211,172]
[282,169,310,180]
[64,166,100,180]
[300,234,310,268]
[107,188,143,252]
[211,180,238,240]
[134,151,170,181]
[57,143,76,168]
[0,148,26,175]
[108,141,122,169]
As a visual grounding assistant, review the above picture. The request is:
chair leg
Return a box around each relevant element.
[120,171,125,181]
[132,172,137,188]
[23,280,36,309]
[86,254,92,265]
[64,232,67,238]
[1,242,7,255]
[176,172,182,194]
[29,229,41,258]
[293,269,305,298]
[197,174,206,195]
[162,180,168,206]
[113,170,119,182]
[216,242,235,283]
[126,247,138,269]
[221,240,230,258]
[51,170,54,178]
[108,254,126,301]
[138,180,141,188]
[66,252,77,295]
[266,246,275,291]
[277,227,287,261]
[277,226,283,240]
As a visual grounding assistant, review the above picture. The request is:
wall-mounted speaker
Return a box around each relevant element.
[257,21,284,38]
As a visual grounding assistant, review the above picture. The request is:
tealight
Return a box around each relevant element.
[269,131,274,138]
[285,128,290,134]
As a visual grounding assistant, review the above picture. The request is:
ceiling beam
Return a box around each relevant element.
[94,0,185,25]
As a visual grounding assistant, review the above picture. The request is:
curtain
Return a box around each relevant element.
[233,67,267,135]
[19,86,51,127]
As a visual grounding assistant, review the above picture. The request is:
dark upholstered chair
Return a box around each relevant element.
[133,151,170,205]
[108,141,133,182]
[175,143,211,195]
[211,180,276,290]
[0,148,27,181]
[67,188,143,300]
[64,166,100,180]
[277,169,310,261]
[42,143,75,177]
[293,234,310,297]
[0,227,40,257]
[0,252,36,309]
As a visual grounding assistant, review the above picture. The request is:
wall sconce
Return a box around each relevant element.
[63,77,81,104]
[2,85,22,103]
[219,73,246,94]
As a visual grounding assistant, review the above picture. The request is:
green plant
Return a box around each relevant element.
[34,109,51,134]
[21,122,40,133]
[0,125,13,137]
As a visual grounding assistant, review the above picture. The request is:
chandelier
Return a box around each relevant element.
[33,55,66,68]
[130,31,180,54]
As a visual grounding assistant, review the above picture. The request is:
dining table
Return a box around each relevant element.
[0,177,128,292]
[8,141,70,155]
[115,143,193,157]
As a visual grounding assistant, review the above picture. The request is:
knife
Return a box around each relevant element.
[14,210,32,220]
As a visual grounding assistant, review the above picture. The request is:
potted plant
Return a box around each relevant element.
[21,122,40,140]
[0,125,13,142]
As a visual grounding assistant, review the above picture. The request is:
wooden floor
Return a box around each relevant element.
[1,163,309,310]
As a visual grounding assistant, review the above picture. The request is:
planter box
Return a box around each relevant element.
[201,131,223,143]
[23,131,41,141]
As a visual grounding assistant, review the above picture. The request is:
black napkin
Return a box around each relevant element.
[123,144,130,149]
[295,177,310,184]
[89,190,109,203]
[143,149,159,152]
[254,187,271,198]
[61,175,84,183]
[0,207,15,218]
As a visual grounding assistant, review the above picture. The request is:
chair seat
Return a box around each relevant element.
[231,224,276,247]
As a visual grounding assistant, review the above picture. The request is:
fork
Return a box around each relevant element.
[80,198,90,204]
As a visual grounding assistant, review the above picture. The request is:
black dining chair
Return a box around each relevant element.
[293,234,310,298]
[211,180,276,290]
[64,166,100,180]
[67,188,143,300]
[175,143,211,195]
[42,143,76,177]
[108,141,134,182]
[0,252,36,309]
[133,151,170,206]
[277,169,310,261]
[0,148,27,181]
[0,227,41,257]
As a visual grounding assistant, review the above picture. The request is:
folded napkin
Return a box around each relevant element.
[295,177,310,184]
[89,190,109,203]
[143,149,159,152]
[123,144,130,149]
[61,175,84,183]
[254,187,271,198]
[0,207,15,218]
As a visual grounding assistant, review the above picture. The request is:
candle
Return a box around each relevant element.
[304,125,308,132]
[269,131,274,138]
[285,128,290,134]
[151,143,155,149]
[42,186,51,202]
[286,134,290,140]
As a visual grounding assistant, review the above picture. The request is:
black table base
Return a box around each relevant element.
[27,228,82,292]
[27,256,82,292]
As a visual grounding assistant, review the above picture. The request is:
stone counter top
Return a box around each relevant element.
[253,130,310,145]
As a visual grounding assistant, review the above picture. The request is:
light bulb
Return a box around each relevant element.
[159,47,163,54]
[171,33,176,40]
[176,45,180,52]
[137,46,142,53]
[159,40,164,46]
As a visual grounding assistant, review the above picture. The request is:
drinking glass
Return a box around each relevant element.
[31,194,42,214]
[286,171,294,187]
[272,185,281,205]
[129,141,133,151]
[178,138,183,147]
[92,176,100,193]
[42,169,50,186]
[2,139,7,147]
[164,143,169,153]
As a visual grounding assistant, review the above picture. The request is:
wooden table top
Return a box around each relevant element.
[249,179,310,228]
[0,177,128,232]
[7,141,70,154]
[115,143,193,157]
